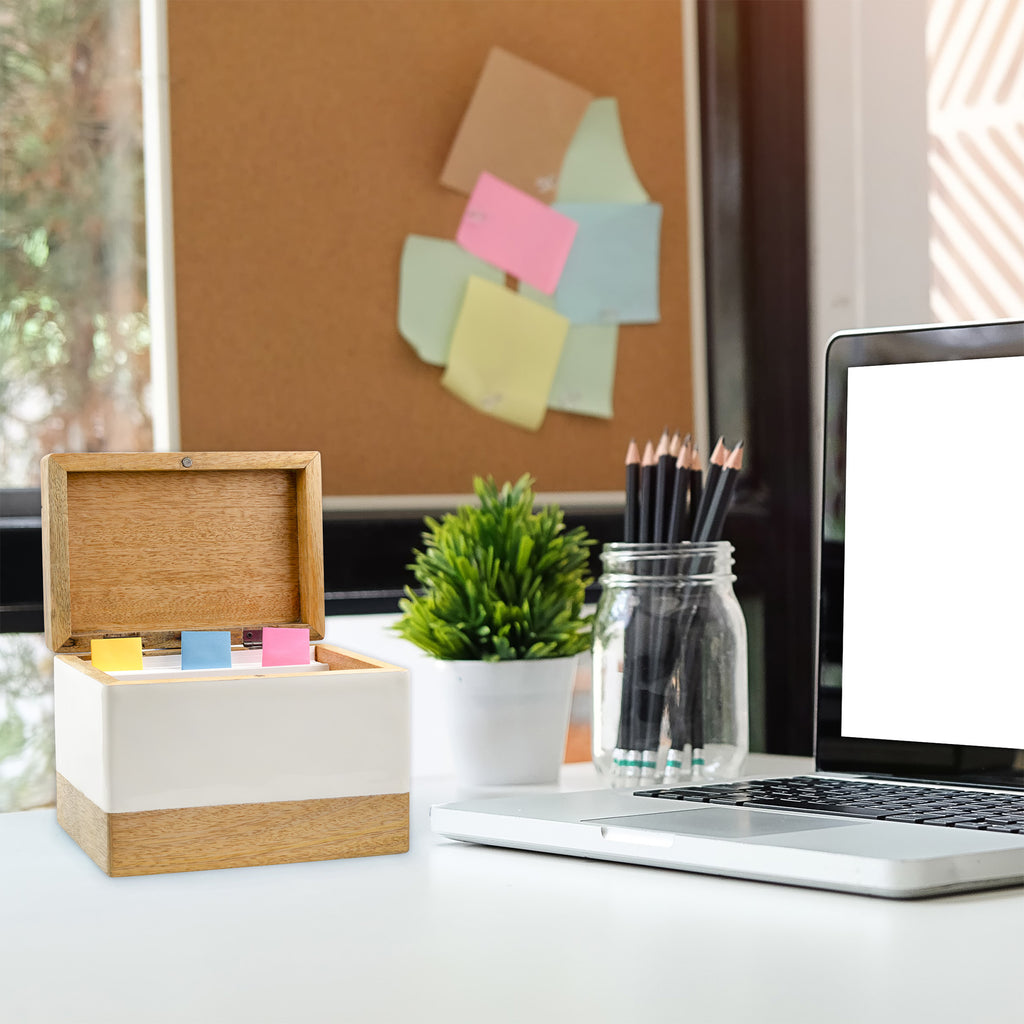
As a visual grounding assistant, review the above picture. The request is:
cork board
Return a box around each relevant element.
[168,0,692,496]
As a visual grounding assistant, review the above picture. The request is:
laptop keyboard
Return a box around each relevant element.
[636,776,1024,832]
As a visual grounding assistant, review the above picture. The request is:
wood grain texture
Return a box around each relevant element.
[41,452,325,652]
[57,776,409,876]
[41,455,72,651]
[313,643,396,672]
[296,452,326,640]
[56,773,111,873]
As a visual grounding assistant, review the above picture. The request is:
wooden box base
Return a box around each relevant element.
[57,774,410,876]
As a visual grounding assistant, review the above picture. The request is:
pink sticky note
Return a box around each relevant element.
[261,627,311,667]
[456,173,578,294]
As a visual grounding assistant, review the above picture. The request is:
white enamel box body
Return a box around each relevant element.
[53,645,409,814]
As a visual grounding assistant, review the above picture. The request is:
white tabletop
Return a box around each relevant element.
[4,756,1023,1024]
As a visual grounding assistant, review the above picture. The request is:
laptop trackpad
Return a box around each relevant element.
[588,807,854,839]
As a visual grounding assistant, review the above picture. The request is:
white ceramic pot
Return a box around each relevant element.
[437,656,578,786]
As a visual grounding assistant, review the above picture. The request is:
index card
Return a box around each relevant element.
[181,630,233,671]
[456,173,578,295]
[91,637,143,672]
[261,627,311,667]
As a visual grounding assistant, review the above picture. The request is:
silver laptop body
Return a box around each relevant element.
[431,320,1024,898]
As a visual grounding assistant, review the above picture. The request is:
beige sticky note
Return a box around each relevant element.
[441,277,569,431]
[441,47,593,201]
[91,636,144,672]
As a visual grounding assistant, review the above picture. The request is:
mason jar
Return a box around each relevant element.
[591,542,748,787]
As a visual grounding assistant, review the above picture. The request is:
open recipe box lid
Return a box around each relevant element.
[41,451,325,656]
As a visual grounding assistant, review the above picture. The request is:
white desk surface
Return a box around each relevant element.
[4,756,1023,1024]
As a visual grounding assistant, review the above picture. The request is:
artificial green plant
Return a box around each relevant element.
[394,475,594,661]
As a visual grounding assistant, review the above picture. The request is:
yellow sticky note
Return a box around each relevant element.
[91,637,143,672]
[441,277,569,431]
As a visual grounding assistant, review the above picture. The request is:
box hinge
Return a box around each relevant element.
[242,628,263,649]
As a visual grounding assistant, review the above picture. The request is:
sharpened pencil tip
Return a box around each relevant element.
[642,440,657,466]
[626,439,641,464]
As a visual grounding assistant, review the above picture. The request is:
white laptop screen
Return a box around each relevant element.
[816,321,1024,783]
[841,356,1024,748]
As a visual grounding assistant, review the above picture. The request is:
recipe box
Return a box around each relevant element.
[41,451,410,876]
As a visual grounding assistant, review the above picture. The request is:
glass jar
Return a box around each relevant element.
[591,542,748,787]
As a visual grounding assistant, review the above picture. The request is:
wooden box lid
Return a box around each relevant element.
[41,452,325,654]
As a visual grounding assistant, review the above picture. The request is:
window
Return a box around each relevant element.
[0,0,151,488]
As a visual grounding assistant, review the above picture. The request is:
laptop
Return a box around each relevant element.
[430,318,1024,898]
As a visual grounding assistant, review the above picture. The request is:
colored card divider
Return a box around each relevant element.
[261,626,311,667]
[551,202,662,324]
[181,630,233,670]
[398,235,504,366]
[519,284,618,419]
[441,276,569,431]
[90,637,144,672]
[441,47,593,201]
[555,98,650,204]
[457,173,578,295]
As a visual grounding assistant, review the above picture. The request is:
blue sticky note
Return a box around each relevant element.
[551,202,662,325]
[181,630,233,670]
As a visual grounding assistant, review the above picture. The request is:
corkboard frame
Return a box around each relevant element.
[166,0,696,499]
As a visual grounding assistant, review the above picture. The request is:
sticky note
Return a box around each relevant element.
[552,202,662,324]
[441,276,569,430]
[457,173,578,295]
[556,98,651,204]
[441,47,593,200]
[91,637,143,672]
[261,627,311,667]
[397,236,504,366]
[181,630,232,671]
[520,284,618,419]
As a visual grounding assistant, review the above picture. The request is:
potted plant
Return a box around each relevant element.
[394,475,593,785]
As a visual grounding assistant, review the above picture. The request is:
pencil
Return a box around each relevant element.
[638,440,657,543]
[691,437,727,541]
[653,428,673,543]
[616,440,643,776]
[624,439,640,543]
[694,442,743,542]
[687,445,703,538]
[666,435,692,543]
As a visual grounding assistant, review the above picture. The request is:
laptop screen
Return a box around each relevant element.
[816,320,1024,784]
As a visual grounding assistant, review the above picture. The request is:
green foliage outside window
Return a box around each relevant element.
[0,0,151,486]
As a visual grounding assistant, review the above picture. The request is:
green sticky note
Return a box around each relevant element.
[441,276,569,431]
[555,98,650,204]
[91,637,143,672]
[520,284,618,419]
[397,235,504,366]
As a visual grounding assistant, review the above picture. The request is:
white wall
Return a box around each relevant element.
[806,0,933,512]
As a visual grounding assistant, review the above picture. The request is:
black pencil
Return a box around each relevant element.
[694,442,743,542]
[652,429,673,543]
[615,439,643,774]
[687,445,703,538]
[624,439,640,543]
[692,437,728,541]
[666,435,692,543]
[638,440,657,543]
